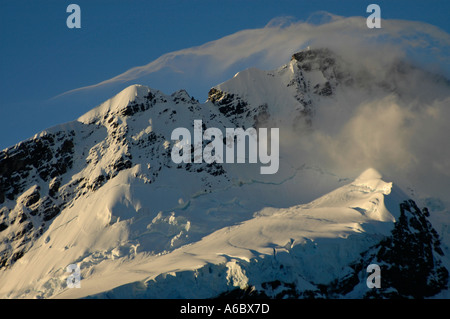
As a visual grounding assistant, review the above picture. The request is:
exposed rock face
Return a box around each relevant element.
[217,199,449,299]
[0,131,75,268]
[357,200,448,298]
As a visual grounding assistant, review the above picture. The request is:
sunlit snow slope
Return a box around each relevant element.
[0,48,449,299]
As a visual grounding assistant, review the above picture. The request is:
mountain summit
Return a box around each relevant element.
[0,48,449,299]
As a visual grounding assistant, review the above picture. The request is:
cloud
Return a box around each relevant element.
[55,12,450,100]
[55,12,450,201]
[281,67,450,200]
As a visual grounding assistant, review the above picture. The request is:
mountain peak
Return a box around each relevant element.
[78,84,154,124]
[1,46,449,299]
[353,168,392,196]
[291,47,334,62]
[291,47,338,71]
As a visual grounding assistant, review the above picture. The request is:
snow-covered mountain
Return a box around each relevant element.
[0,48,449,299]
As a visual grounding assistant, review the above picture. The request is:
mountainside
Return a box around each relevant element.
[0,48,449,299]
[75,169,449,299]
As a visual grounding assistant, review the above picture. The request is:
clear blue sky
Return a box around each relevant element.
[1,0,449,150]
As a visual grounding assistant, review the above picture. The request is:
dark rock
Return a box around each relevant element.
[24,190,40,207]
[0,222,8,232]
[326,199,449,299]
[42,206,61,222]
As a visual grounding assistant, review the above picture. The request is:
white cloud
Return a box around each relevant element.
[55,12,449,99]
[56,12,450,200]
[283,74,450,200]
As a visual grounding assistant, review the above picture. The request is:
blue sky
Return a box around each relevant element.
[1,0,450,150]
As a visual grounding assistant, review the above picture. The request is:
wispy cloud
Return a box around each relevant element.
[55,12,450,99]
[54,12,450,201]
